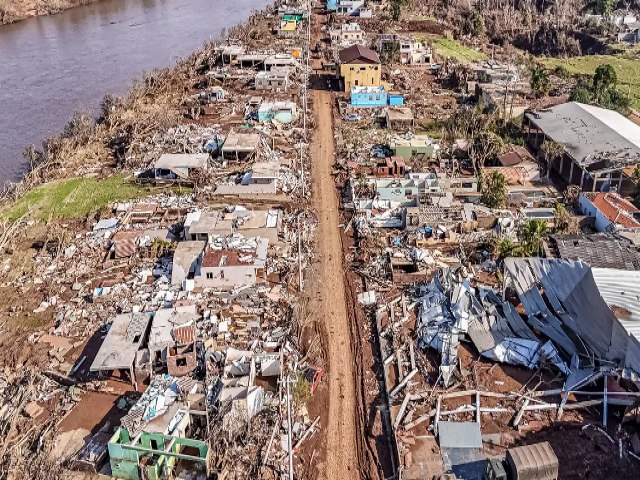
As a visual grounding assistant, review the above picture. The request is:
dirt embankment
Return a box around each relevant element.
[0,0,100,25]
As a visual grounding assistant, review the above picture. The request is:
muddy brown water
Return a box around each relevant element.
[0,0,270,183]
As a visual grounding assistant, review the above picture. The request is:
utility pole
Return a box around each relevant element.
[286,374,294,480]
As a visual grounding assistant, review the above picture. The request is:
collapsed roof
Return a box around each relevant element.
[503,257,640,379]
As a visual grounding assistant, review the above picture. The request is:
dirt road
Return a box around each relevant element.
[309,89,360,479]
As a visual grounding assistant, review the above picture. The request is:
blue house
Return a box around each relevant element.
[350,86,388,107]
[327,0,338,11]
[388,93,404,105]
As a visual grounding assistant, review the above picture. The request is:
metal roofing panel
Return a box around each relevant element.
[437,421,482,449]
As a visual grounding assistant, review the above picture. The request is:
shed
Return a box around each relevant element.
[505,442,558,480]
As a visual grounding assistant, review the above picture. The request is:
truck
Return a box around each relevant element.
[483,442,559,480]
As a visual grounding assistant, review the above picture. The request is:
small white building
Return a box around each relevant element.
[330,22,365,45]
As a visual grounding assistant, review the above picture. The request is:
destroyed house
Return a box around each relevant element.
[196,236,269,289]
[524,102,640,194]
[185,208,281,243]
[170,240,205,288]
[386,106,413,130]
[148,306,198,373]
[502,258,640,379]
[151,153,209,180]
[374,156,405,177]
[257,101,297,123]
[579,192,640,232]
[215,44,245,65]
[108,428,208,480]
[221,130,262,161]
[90,313,152,386]
[263,54,299,71]
[278,20,298,37]
[214,162,280,196]
[255,69,290,91]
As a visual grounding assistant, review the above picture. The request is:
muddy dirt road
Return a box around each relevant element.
[309,89,360,479]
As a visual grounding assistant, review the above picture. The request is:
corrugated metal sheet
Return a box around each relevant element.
[438,421,482,449]
[592,267,640,340]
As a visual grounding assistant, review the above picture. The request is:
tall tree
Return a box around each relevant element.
[481,171,507,208]
[593,64,617,99]
[530,64,551,98]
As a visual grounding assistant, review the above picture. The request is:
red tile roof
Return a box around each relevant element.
[584,192,640,229]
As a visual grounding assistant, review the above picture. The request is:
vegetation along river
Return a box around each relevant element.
[0,0,270,183]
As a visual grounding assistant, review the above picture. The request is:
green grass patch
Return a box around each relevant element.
[2,174,189,220]
[430,36,487,63]
[541,54,640,109]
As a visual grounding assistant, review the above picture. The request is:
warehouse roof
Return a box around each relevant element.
[525,102,640,168]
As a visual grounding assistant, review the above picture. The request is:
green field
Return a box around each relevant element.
[2,174,188,220]
[542,54,640,109]
[430,36,487,63]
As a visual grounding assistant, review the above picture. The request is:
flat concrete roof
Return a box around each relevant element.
[90,313,151,372]
[155,153,209,170]
[222,130,261,153]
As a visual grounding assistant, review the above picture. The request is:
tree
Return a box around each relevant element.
[518,219,548,256]
[540,139,564,177]
[599,87,631,114]
[569,86,591,103]
[594,0,616,15]
[593,64,617,99]
[495,236,516,258]
[481,171,507,208]
[470,132,504,173]
[390,1,401,20]
[462,11,486,37]
[554,203,570,233]
[530,64,551,98]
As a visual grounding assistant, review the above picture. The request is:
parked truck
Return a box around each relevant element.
[483,442,559,480]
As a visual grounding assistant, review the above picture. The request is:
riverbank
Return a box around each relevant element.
[0,0,99,25]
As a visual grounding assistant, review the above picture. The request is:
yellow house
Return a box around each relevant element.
[338,45,381,92]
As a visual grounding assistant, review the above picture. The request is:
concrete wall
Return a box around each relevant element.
[579,194,612,232]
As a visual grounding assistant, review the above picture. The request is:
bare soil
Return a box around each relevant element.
[308,87,361,479]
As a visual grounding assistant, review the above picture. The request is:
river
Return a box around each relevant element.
[0,0,271,183]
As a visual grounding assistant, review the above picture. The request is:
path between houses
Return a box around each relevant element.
[309,88,361,479]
